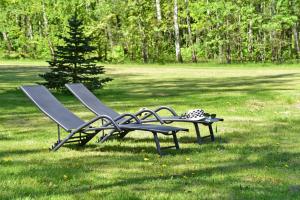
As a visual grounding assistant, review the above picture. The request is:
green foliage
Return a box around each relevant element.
[1,0,300,63]
[39,11,112,90]
[108,45,125,63]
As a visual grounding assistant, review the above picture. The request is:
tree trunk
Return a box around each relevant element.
[104,43,108,61]
[26,15,36,57]
[270,0,276,62]
[138,21,148,63]
[262,32,266,62]
[106,24,114,49]
[26,15,33,40]
[155,0,162,22]
[238,14,243,62]
[293,24,300,58]
[185,0,197,63]
[226,20,231,64]
[226,45,231,64]
[219,42,223,62]
[248,20,253,61]
[142,38,148,63]
[42,0,55,59]
[173,0,183,63]
[38,20,43,37]
[2,32,13,53]
[206,0,210,15]
[154,0,162,62]
[270,32,276,62]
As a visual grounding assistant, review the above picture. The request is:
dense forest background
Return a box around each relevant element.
[0,0,300,63]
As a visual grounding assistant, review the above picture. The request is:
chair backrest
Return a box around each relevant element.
[65,83,120,119]
[21,85,85,131]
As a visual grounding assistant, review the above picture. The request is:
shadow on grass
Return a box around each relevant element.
[1,143,299,199]
[0,66,297,153]
[65,138,193,155]
[1,65,300,199]
[0,133,13,141]
[1,65,299,114]
[0,148,45,158]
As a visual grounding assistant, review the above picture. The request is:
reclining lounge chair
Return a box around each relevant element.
[65,83,223,144]
[20,85,188,155]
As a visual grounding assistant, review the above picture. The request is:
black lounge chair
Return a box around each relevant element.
[20,85,188,155]
[65,83,223,144]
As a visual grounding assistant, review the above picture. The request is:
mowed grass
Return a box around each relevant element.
[0,63,300,199]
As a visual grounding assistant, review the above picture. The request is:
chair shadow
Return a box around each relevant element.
[63,133,229,155]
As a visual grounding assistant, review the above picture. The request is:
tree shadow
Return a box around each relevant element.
[0,148,45,159]
[1,65,300,199]
[1,142,299,199]
[1,68,299,115]
[0,133,13,141]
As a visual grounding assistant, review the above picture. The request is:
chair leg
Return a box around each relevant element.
[51,131,77,151]
[57,124,61,143]
[80,131,99,145]
[172,131,180,150]
[119,131,129,139]
[152,132,162,156]
[208,124,215,142]
[194,123,202,144]
[98,130,115,143]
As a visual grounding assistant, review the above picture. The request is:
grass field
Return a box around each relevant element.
[0,63,300,199]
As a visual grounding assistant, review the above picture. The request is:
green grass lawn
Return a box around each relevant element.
[0,63,300,199]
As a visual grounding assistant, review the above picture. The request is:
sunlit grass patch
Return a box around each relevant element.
[0,63,300,199]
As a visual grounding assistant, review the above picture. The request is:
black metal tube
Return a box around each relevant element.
[57,124,61,142]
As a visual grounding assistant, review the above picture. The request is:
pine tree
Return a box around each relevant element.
[40,11,112,90]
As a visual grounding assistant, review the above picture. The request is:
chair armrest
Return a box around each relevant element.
[153,106,178,116]
[114,113,142,124]
[139,106,178,121]
[135,109,165,124]
[73,115,122,133]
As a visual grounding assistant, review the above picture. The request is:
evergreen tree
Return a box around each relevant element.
[40,11,112,90]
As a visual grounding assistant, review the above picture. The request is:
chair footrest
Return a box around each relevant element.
[70,135,88,139]
[97,133,119,143]
[65,139,84,144]
[161,145,176,150]
[201,135,211,139]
